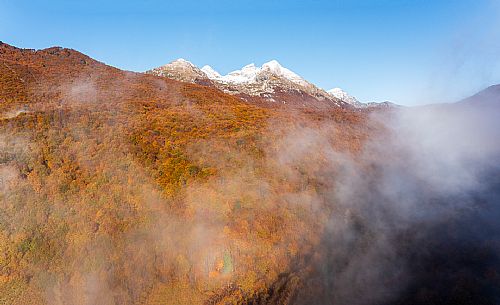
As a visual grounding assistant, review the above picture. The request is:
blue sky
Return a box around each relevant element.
[1,0,499,105]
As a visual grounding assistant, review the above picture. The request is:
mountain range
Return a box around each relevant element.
[147,59,393,109]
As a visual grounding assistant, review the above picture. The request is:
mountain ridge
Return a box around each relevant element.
[147,58,350,109]
[458,84,500,108]
[147,58,397,109]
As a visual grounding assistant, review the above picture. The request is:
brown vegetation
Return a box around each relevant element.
[0,42,375,305]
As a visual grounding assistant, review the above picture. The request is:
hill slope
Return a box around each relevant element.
[3,42,499,305]
[0,42,370,305]
[458,84,500,108]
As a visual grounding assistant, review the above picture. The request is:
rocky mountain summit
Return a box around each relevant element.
[148,58,396,109]
[327,88,363,107]
[148,59,349,108]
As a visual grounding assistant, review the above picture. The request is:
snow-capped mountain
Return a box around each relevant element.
[327,88,363,107]
[327,88,399,109]
[205,60,308,87]
[148,59,349,108]
[149,59,402,109]
[147,58,209,83]
[200,65,222,79]
[200,60,338,105]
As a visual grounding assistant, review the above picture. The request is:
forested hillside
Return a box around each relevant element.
[3,42,499,305]
[0,42,373,305]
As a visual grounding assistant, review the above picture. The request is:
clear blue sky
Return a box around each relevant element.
[1,0,500,105]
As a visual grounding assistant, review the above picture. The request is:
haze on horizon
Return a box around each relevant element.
[1,0,500,105]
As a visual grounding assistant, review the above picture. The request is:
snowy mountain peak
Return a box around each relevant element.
[169,58,194,66]
[262,60,282,72]
[201,60,307,85]
[201,65,221,79]
[218,63,259,84]
[242,63,257,69]
[147,58,207,83]
[149,58,354,109]
[239,63,259,75]
[327,88,347,96]
[262,60,307,85]
[327,88,362,107]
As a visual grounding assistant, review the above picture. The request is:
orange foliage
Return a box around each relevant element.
[0,42,376,304]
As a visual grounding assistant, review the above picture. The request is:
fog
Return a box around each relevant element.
[288,102,500,304]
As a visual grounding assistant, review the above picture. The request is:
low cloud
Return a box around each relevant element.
[287,103,500,304]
